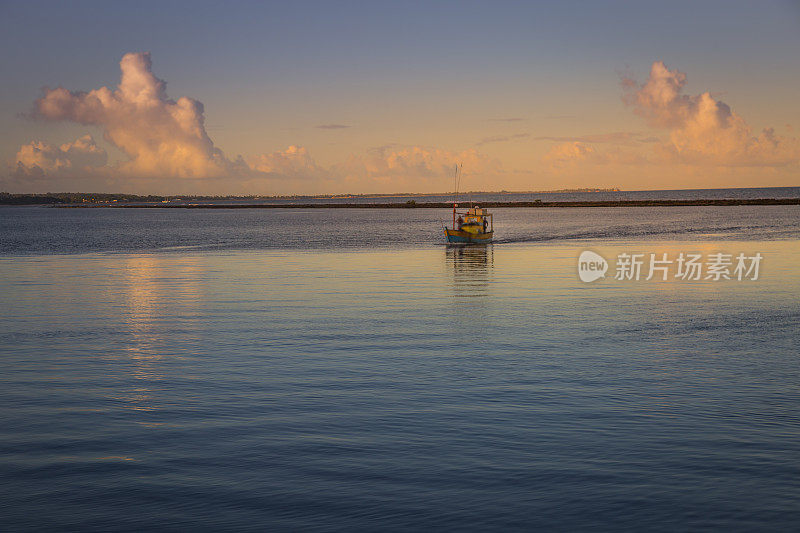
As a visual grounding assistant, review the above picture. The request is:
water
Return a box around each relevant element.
[1,203,799,531]
[2,204,799,255]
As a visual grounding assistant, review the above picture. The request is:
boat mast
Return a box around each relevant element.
[452,163,461,229]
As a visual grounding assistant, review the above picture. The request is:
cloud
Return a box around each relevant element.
[622,61,798,167]
[12,52,501,194]
[536,132,640,144]
[543,61,799,174]
[486,117,524,122]
[31,52,238,179]
[543,141,650,169]
[476,133,530,146]
[335,145,502,187]
[14,134,107,177]
[243,144,503,193]
[250,144,502,186]
[249,145,326,180]
[3,50,512,196]
[543,142,597,167]
[236,144,502,194]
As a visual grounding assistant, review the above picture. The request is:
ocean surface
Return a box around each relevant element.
[1,200,799,531]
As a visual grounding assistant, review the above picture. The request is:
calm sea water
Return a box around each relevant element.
[1,204,799,531]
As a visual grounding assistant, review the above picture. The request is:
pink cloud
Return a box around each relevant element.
[543,142,596,167]
[544,61,799,173]
[12,52,500,194]
[623,61,798,167]
[249,145,326,180]
[32,52,238,179]
[336,146,501,185]
[14,134,107,177]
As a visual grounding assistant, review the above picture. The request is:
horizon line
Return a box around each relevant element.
[4,185,800,200]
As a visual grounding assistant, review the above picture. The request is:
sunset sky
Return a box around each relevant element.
[1,0,799,195]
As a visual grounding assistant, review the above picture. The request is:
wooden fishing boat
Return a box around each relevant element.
[445,204,493,243]
[443,164,493,243]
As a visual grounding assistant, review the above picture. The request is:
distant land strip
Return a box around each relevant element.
[0,188,622,205]
[54,199,800,208]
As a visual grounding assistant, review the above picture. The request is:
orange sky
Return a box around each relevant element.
[2,2,798,194]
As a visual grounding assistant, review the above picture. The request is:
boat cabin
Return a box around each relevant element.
[454,205,493,235]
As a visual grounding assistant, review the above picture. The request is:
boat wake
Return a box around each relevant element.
[491,223,788,244]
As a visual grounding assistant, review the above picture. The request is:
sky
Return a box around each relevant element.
[1,0,799,195]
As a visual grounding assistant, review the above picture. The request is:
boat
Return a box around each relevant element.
[443,165,494,244]
[444,205,493,243]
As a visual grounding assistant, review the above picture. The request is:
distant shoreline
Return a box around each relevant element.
[3,188,800,206]
[0,188,623,205]
[54,199,800,209]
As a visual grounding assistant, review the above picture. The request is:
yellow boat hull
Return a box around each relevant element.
[444,228,493,243]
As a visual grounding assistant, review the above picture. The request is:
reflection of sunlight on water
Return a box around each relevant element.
[122,255,203,356]
[123,255,166,361]
[118,254,204,413]
[597,241,776,297]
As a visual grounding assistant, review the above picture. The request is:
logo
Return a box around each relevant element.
[578,250,608,282]
[577,250,762,282]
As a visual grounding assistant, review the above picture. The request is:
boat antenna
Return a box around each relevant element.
[453,164,457,203]
[460,163,472,208]
[452,163,462,231]
[454,164,463,201]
